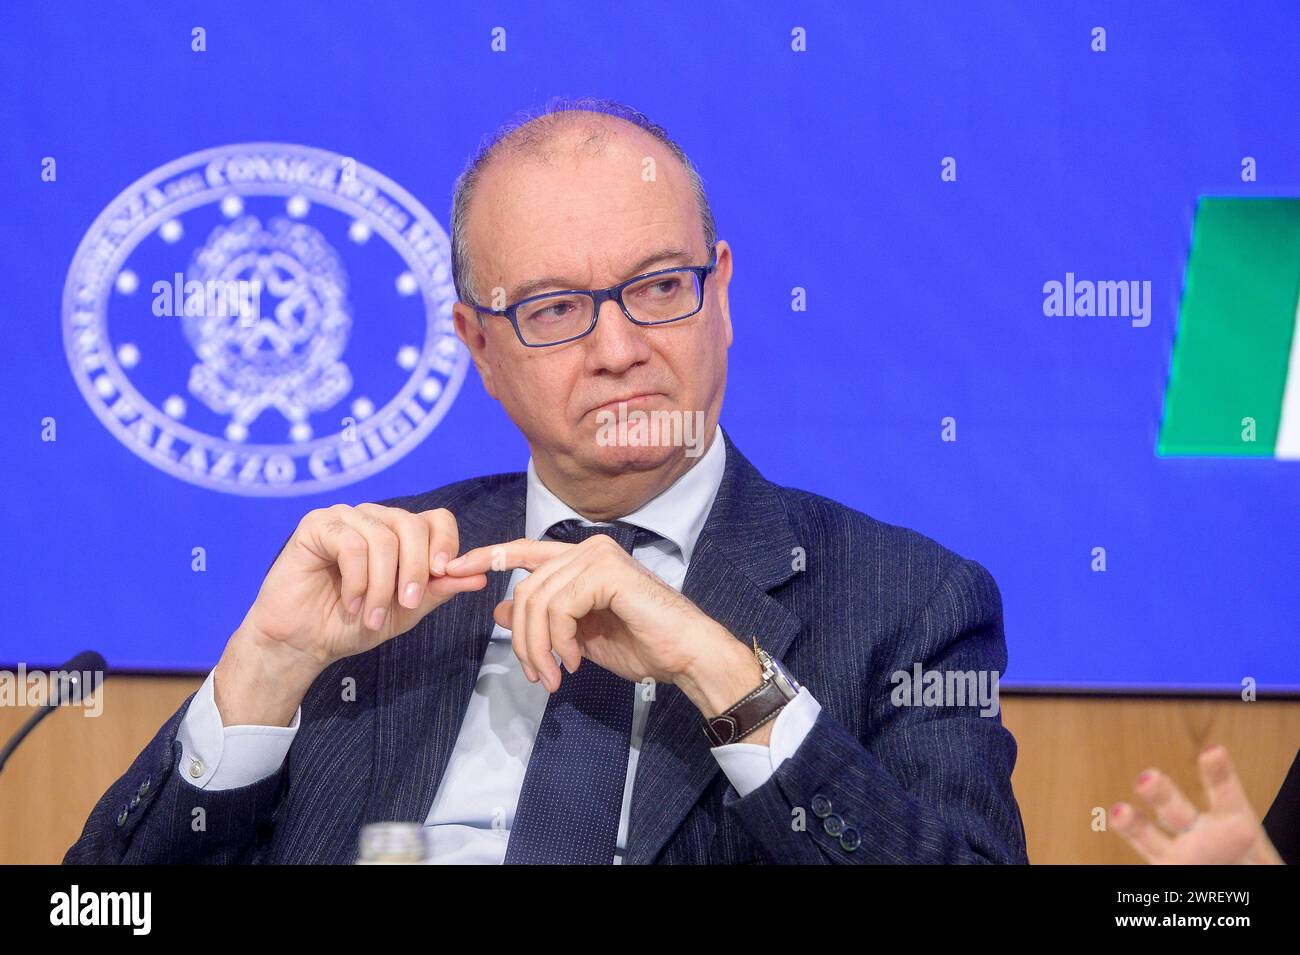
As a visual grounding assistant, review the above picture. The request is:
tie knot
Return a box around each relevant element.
[544,519,657,553]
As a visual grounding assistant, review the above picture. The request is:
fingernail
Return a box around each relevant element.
[403,582,422,607]
[1137,771,1152,785]
[348,596,363,615]
[445,556,464,572]
[432,552,448,576]
[1111,803,1125,819]
[368,606,386,630]
[1202,744,1222,756]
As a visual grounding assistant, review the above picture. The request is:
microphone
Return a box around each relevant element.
[0,650,107,775]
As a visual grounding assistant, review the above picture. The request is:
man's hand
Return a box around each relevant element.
[444,535,767,733]
[1111,744,1284,864]
[216,504,487,727]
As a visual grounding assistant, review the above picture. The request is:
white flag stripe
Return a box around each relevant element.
[1275,291,1300,459]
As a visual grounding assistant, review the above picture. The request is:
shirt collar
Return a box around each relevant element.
[524,424,725,563]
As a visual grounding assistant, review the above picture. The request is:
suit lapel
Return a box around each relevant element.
[363,477,526,826]
[624,429,804,864]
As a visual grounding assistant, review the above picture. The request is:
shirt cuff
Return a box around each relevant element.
[710,687,821,798]
[175,668,301,790]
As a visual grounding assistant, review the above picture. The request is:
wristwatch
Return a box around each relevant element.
[703,638,801,746]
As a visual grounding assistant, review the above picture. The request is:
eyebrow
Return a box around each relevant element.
[505,248,695,303]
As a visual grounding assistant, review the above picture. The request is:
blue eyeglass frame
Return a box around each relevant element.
[468,245,718,347]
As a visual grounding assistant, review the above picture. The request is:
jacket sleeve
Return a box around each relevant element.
[1262,748,1300,866]
[63,692,288,864]
[721,558,1029,864]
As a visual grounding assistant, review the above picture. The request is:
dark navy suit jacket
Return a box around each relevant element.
[65,428,1029,864]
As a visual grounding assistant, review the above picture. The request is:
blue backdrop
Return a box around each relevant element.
[2,0,1297,692]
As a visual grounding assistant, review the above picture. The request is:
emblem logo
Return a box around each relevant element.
[63,143,467,495]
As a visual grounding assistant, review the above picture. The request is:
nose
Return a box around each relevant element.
[583,296,653,374]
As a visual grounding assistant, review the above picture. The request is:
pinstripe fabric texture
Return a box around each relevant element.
[64,427,1028,864]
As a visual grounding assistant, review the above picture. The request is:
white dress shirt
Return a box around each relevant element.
[176,425,821,862]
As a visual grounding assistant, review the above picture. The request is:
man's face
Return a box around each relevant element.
[452,123,733,485]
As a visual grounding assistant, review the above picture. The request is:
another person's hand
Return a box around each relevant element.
[1112,745,1284,864]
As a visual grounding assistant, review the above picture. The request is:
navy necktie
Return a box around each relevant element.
[504,519,657,864]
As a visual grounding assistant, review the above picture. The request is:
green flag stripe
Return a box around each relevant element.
[1158,197,1300,456]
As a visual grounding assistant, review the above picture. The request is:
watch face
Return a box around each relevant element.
[770,655,801,695]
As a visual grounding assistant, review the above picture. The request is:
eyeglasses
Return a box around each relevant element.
[467,246,717,347]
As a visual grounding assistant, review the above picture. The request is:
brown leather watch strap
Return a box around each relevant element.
[703,677,791,746]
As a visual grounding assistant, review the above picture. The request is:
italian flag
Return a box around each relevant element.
[1159,197,1300,458]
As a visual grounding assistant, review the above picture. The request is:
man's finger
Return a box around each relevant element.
[508,547,583,688]
[493,599,513,631]
[335,507,399,631]
[425,572,488,600]
[358,504,429,610]
[420,508,460,577]
[522,555,591,681]
[512,563,555,690]
[303,506,370,618]
[444,538,570,576]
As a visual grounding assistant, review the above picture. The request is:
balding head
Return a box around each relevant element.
[450,97,716,306]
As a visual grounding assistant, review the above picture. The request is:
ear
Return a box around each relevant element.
[712,239,734,348]
[452,302,498,399]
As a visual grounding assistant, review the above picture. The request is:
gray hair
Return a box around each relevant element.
[449,96,716,305]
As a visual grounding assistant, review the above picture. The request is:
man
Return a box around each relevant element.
[65,98,1028,865]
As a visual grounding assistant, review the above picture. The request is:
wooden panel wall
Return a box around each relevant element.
[1,677,1296,864]
[1003,695,1297,864]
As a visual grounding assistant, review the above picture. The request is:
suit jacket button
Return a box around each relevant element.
[811,794,832,818]
[823,813,845,837]
[138,777,151,797]
[116,808,129,827]
[839,827,861,852]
